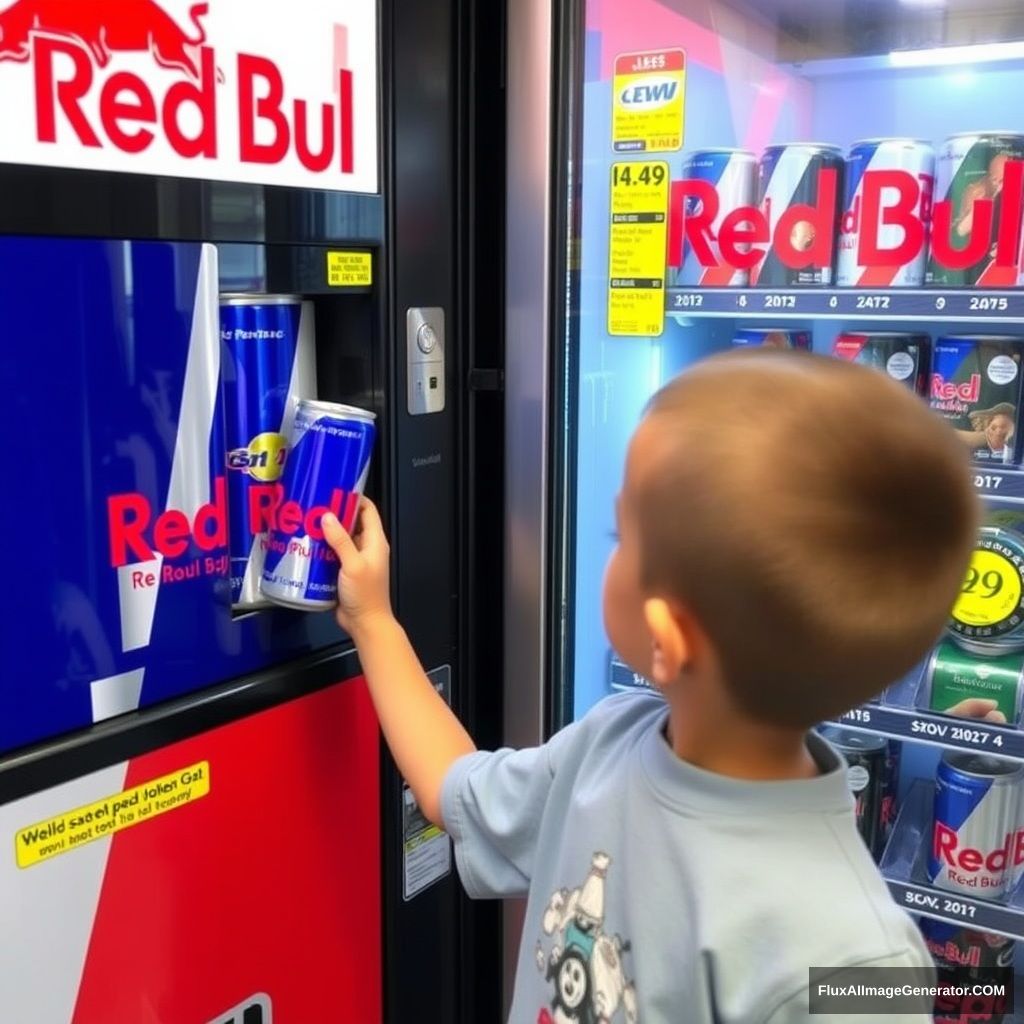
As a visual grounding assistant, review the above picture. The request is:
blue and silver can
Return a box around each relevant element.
[751,143,844,287]
[675,148,757,287]
[928,752,1024,900]
[837,138,934,288]
[220,294,317,609]
[260,399,376,611]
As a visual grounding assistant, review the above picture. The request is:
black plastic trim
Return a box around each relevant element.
[0,644,361,805]
[0,164,384,246]
[546,0,586,733]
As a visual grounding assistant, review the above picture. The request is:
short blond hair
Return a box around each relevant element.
[637,350,979,728]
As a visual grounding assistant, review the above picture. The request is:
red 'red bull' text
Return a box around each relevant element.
[931,372,981,408]
[668,160,1024,274]
[0,2,355,175]
[933,821,1024,886]
[107,477,359,566]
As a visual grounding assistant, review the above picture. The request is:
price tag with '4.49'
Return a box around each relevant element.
[607,161,669,338]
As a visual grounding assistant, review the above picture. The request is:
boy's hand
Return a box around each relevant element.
[322,499,393,638]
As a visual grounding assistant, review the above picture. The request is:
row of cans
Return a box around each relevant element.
[220,295,375,612]
[734,329,1024,466]
[677,132,1024,288]
[818,727,901,859]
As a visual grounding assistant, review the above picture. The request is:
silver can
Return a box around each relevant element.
[837,138,934,288]
[928,752,1024,900]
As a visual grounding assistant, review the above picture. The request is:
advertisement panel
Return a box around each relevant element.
[0,236,342,754]
[0,0,378,193]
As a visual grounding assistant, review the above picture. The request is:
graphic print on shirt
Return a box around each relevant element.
[534,852,638,1024]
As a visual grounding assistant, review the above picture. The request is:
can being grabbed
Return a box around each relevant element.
[260,399,376,611]
[925,639,1024,724]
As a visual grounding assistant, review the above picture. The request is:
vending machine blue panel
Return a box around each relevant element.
[0,236,340,753]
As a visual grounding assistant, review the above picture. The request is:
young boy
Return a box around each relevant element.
[322,349,978,1023]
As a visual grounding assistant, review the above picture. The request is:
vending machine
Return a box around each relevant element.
[508,0,1024,1018]
[0,1,505,1021]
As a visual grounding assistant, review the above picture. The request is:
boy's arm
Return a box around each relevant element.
[323,503,475,827]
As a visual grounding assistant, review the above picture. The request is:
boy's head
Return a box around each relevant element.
[603,349,979,729]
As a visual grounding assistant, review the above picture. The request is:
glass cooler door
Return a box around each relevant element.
[547,0,1024,993]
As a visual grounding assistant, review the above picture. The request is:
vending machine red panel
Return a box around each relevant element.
[1,676,380,1023]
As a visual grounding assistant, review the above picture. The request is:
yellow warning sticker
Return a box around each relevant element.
[15,761,210,869]
[327,250,373,287]
[612,49,685,153]
[608,161,670,337]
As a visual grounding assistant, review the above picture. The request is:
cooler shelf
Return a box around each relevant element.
[882,780,1024,941]
[828,702,1024,763]
[666,286,1024,323]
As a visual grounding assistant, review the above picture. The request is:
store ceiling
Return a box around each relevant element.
[661,0,1024,62]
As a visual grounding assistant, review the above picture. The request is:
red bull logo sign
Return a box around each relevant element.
[0,0,378,192]
[668,161,1024,277]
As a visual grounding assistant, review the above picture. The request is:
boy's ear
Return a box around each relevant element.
[643,597,692,687]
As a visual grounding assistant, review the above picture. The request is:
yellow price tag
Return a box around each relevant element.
[607,161,669,337]
[953,549,1023,628]
[612,49,685,154]
[326,251,372,287]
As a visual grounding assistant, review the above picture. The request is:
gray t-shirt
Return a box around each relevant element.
[441,691,933,1024]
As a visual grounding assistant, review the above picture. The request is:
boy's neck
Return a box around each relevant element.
[664,689,820,782]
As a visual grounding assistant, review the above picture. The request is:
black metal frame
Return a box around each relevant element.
[546,0,587,734]
[0,0,506,1018]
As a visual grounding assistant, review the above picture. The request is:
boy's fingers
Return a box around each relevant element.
[322,513,358,561]
[946,698,999,718]
[356,498,385,542]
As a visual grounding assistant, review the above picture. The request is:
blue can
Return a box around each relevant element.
[675,148,757,287]
[927,752,1024,900]
[260,399,376,610]
[732,328,812,349]
[220,294,317,609]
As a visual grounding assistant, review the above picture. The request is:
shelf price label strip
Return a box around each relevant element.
[666,287,1024,322]
[829,705,1024,759]
[887,879,1024,942]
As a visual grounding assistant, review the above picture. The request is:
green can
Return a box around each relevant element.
[927,132,1024,288]
[926,639,1024,723]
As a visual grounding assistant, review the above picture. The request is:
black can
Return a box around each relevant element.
[879,740,902,844]
[819,726,888,857]
[920,918,1014,1023]
[752,143,844,287]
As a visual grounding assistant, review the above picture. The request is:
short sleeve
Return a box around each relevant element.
[441,723,580,899]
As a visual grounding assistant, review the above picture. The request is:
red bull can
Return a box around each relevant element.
[837,138,935,288]
[676,148,757,287]
[731,327,811,349]
[928,752,1024,900]
[920,918,1014,1023]
[260,399,376,611]
[220,294,316,610]
[930,336,1024,466]
[751,143,844,287]
[819,726,888,858]
[832,332,930,393]
[928,132,1024,288]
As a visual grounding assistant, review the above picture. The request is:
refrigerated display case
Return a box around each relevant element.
[507,0,1024,1015]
